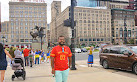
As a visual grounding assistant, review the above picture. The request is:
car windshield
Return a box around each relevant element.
[129,46,137,54]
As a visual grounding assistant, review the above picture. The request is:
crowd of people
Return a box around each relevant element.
[0,35,98,82]
[8,46,51,67]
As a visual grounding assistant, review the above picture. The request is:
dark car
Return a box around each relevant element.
[81,48,88,52]
[99,45,137,75]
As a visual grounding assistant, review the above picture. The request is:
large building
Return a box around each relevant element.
[50,1,112,47]
[0,21,9,46]
[0,2,1,32]
[100,0,129,9]
[6,1,47,48]
[111,9,136,44]
[77,0,98,7]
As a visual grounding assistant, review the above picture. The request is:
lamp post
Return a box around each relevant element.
[70,0,77,70]
[124,15,127,44]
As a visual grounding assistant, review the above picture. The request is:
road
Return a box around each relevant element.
[75,52,137,79]
[75,52,99,61]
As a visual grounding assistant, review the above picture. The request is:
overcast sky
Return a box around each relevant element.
[0,0,70,23]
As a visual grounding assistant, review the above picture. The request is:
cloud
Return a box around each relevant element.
[0,0,70,23]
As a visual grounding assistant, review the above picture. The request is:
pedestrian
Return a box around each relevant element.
[88,46,94,67]
[0,43,13,82]
[46,50,50,63]
[32,50,35,65]
[23,46,30,66]
[40,50,45,63]
[35,49,40,64]
[50,36,72,82]
[29,51,33,67]
[14,48,21,57]
[9,46,15,67]
[9,46,15,58]
[19,49,23,56]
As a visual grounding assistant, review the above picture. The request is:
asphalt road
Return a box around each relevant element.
[75,52,99,61]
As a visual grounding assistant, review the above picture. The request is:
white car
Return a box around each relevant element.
[75,48,81,53]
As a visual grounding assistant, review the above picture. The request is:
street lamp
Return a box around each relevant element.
[124,15,127,44]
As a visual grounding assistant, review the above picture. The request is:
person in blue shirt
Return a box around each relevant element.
[40,50,45,63]
[46,50,50,63]
[35,50,40,64]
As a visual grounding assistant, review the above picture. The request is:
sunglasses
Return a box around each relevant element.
[62,48,64,53]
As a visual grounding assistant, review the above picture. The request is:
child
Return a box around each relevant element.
[46,50,50,63]
[29,51,33,67]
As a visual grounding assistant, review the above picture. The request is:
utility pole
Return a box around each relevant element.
[124,15,127,44]
[70,0,77,70]
[64,0,77,70]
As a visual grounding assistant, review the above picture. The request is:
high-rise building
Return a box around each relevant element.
[8,1,47,48]
[51,1,61,21]
[100,0,129,9]
[111,9,135,44]
[50,1,112,46]
[77,0,98,7]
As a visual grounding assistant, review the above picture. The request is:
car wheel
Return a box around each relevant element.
[102,60,109,69]
[133,63,137,75]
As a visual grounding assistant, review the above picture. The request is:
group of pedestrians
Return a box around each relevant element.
[0,44,51,82]
[0,35,96,82]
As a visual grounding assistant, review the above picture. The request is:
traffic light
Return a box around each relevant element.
[134,0,137,10]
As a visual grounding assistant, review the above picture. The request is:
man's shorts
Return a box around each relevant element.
[55,68,69,82]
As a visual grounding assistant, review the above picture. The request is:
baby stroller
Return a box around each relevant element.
[11,55,26,81]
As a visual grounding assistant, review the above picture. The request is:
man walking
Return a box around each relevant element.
[14,48,21,57]
[50,36,72,82]
[23,46,30,66]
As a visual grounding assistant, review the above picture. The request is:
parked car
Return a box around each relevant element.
[100,45,137,75]
[75,48,81,53]
[81,48,88,52]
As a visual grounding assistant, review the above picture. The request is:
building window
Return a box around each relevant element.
[89,39,91,41]
[11,39,14,42]
[80,39,83,41]
[25,39,29,42]
[25,31,28,33]
[101,38,103,41]
[128,30,131,37]
[97,39,100,41]
[25,27,28,29]
[20,27,23,29]
[85,39,87,41]
[11,35,14,38]
[16,27,18,29]
[20,39,24,42]
[20,22,23,25]
[93,38,96,41]
[25,23,27,25]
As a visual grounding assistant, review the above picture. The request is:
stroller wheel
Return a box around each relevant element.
[22,74,25,80]
[12,75,15,81]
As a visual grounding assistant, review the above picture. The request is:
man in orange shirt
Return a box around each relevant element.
[23,46,30,66]
[50,36,72,82]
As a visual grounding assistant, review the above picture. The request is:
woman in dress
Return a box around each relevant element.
[88,46,94,67]
[0,43,13,82]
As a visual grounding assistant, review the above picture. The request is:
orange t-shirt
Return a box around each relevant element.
[50,45,72,71]
[23,49,30,57]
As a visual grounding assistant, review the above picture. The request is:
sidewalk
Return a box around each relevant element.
[4,59,137,82]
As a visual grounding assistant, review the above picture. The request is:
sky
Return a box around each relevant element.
[0,0,70,24]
